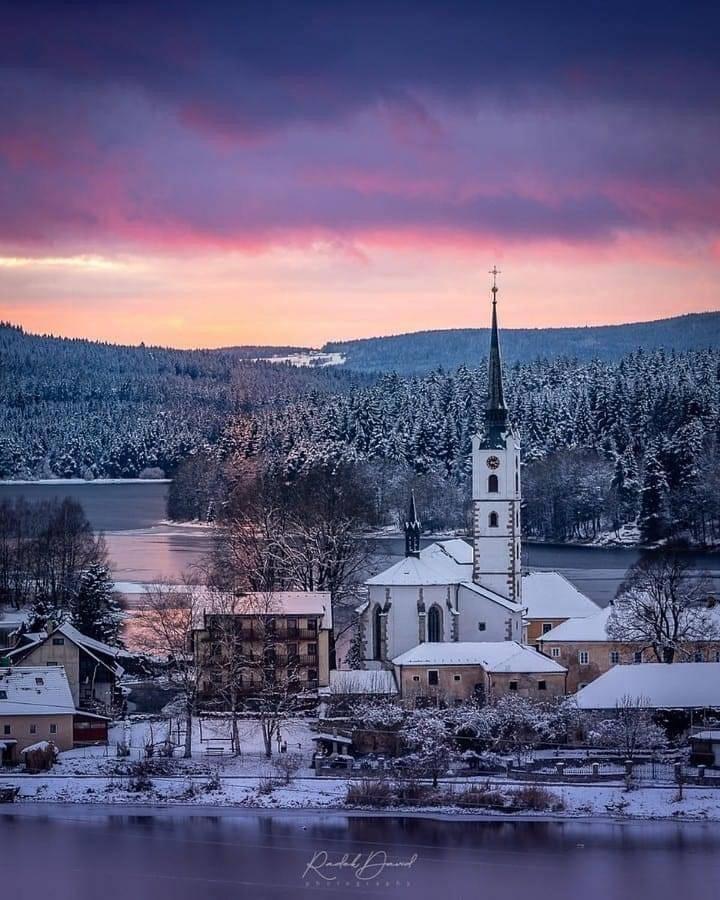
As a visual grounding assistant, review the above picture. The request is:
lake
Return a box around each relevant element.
[1,481,718,604]
[2,805,720,900]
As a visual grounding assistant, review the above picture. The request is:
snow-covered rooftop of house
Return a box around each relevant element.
[0,665,75,716]
[366,540,473,586]
[522,572,599,620]
[574,662,720,709]
[195,590,332,630]
[539,605,614,642]
[56,623,132,662]
[392,641,566,673]
[319,669,398,695]
[691,730,720,742]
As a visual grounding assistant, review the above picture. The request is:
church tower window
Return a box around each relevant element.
[372,605,382,660]
[488,474,499,493]
[488,511,499,528]
[427,605,443,643]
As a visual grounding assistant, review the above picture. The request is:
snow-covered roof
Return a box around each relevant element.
[539,605,614,642]
[0,666,76,716]
[691,730,720,742]
[56,623,132,663]
[574,663,720,709]
[392,641,567,673]
[522,572,599,620]
[459,580,522,613]
[319,669,398,695]
[196,590,332,631]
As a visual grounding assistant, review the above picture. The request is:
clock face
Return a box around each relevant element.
[486,455,500,470]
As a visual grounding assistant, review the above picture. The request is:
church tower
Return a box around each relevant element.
[471,269,522,603]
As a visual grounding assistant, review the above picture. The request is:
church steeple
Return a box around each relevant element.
[484,266,508,449]
[404,490,421,557]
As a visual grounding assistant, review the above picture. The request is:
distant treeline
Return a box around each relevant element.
[324,311,720,374]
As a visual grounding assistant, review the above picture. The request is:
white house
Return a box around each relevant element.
[574,662,720,710]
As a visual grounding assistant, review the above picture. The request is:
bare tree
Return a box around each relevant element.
[608,549,718,662]
[196,589,308,759]
[134,579,207,759]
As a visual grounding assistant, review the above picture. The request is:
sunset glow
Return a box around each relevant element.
[1,1,718,347]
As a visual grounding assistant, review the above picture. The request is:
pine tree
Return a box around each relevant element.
[345,619,366,669]
[71,564,125,647]
[638,450,670,542]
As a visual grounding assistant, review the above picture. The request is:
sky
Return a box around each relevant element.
[1,0,719,348]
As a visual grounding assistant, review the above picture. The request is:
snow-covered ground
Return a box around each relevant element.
[257,351,345,367]
[3,716,720,820]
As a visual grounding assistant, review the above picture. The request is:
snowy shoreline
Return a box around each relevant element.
[0,478,171,486]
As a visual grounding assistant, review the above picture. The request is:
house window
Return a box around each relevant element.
[307,669,317,681]
[2,724,10,735]
[538,680,547,691]
[633,651,642,664]
[453,674,461,682]
[428,670,439,686]
[0,690,6,699]
[488,511,499,528]
[693,651,704,662]
[715,651,720,663]
[488,474,499,493]
[307,642,317,656]
[47,661,59,666]
[578,650,589,665]
[550,647,560,658]
[427,605,443,643]
[609,651,620,665]
[35,677,44,686]
[478,622,486,632]
[30,724,37,734]
[412,675,420,682]
[50,724,57,734]
[542,623,553,635]
[509,681,518,692]
[52,637,64,646]
[307,619,317,633]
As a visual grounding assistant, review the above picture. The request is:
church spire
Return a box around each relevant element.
[484,266,508,448]
[404,490,421,557]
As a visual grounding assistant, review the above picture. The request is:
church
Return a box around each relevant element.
[358,275,598,670]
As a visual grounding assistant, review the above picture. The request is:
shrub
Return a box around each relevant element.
[257,776,275,796]
[506,785,564,812]
[346,778,396,808]
[455,784,508,810]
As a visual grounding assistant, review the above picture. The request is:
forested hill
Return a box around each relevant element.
[0,323,366,480]
[323,311,720,374]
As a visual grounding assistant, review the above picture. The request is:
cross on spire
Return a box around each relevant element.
[489,266,501,301]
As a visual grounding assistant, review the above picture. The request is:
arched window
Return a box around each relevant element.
[372,605,382,660]
[427,605,443,643]
[488,474,499,493]
[488,511,499,528]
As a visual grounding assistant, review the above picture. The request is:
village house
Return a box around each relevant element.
[538,605,720,692]
[392,641,567,704]
[573,661,720,717]
[7,622,128,714]
[193,591,332,703]
[0,665,109,763]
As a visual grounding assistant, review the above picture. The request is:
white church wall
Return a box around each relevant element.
[457,584,519,641]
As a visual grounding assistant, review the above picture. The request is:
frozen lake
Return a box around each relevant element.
[2,805,720,900]
[1,480,718,604]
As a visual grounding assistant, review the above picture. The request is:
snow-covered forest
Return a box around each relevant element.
[3,322,720,546]
[221,348,720,545]
[0,323,364,480]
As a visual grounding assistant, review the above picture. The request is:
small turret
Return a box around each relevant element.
[404,490,421,557]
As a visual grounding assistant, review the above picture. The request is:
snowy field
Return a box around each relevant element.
[3,715,720,820]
